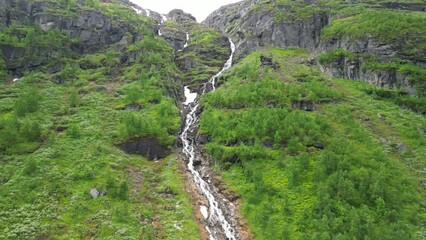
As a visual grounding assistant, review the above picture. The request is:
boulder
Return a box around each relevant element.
[292,101,316,111]
[90,188,99,199]
[118,137,171,161]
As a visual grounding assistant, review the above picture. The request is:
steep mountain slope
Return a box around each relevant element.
[199,47,425,240]
[0,0,425,239]
[204,0,426,104]
[0,0,200,238]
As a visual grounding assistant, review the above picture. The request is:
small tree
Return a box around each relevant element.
[20,120,41,142]
[15,88,40,117]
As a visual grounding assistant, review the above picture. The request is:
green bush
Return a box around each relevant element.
[322,10,426,51]
[14,88,41,117]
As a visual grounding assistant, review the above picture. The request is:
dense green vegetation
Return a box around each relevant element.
[0,0,199,239]
[321,9,426,52]
[200,48,426,239]
[0,69,197,239]
[204,49,341,109]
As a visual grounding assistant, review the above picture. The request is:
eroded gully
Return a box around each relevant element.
[180,38,239,240]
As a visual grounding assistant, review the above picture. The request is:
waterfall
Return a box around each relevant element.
[178,33,190,52]
[180,38,237,240]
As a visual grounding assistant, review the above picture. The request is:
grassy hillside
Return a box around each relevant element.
[0,0,200,239]
[199,48,426,239]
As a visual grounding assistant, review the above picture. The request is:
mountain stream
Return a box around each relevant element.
[180,38,237,240]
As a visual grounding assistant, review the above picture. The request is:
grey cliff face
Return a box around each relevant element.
[0,0,156,75]
[158,9,197,51]
[203,0,328,59]
[317,36,423,95]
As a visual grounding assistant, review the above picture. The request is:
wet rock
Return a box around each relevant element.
[292,101,316,111]
[118,137,170,161]
[193,158,202,166]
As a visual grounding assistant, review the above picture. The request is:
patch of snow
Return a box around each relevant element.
[183,86,197,105]
[162,14,168,22]
[200,205,209,219]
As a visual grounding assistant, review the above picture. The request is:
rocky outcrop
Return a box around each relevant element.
[157,9,197,51]
[203,0,328,59]
[0,0,155,75]
[204,0,425,95]
[161,27,188,51]
[155,10,193,51]
[318,35,424,95]
[292,100,316,111]
[167,9,196,23]
[153,9,231,90]
[176,34,230,89]
[35,11,132,54]
[118,137,171,161]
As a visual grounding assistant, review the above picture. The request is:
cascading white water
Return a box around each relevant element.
[203,40,236,94]
[183,33,190,49]
[180,38,237,240]
[178,33,190,52]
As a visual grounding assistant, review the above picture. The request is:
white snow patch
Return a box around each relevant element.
[162,14,168,22]
[200,205,209,219]
[183,86,197,105]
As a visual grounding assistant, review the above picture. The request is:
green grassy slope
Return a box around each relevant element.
[0,0,200,239]
[199,48,426,239]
